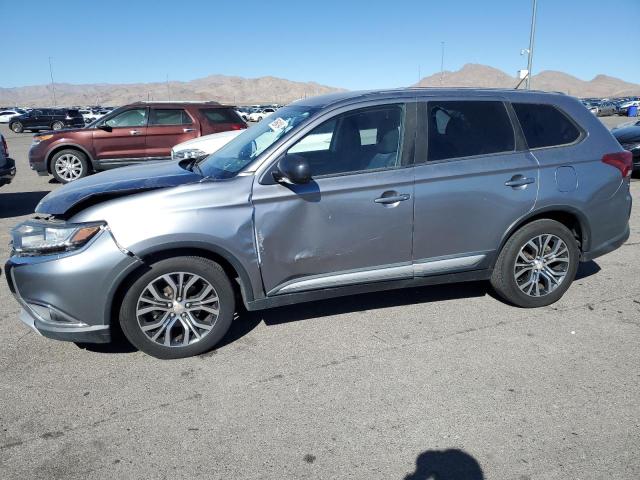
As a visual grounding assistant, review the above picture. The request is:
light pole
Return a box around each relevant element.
[48,57,57,106]
[525,0,538,89]
[440,41,445,85]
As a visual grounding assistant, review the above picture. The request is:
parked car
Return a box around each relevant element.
[248,107,277,122]
[171,129,243,160]
[5,89,632,359]
[0,109,26,123]
[28,101,247,183]
[9,109,85,133]
[617,100,640,116]
[593,101,617,117]
[0,133,16,186]
[612,123,640,175]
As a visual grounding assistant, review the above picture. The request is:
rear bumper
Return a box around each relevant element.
[0,158,16,185]
[581,223,630,262]
[5,230,142,344]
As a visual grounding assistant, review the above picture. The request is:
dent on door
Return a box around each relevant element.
[252,169,415,295]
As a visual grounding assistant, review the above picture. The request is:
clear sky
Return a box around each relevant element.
[1,0,638,89]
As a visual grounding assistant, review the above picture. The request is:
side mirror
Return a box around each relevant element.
[274,154,312,184]
[97,124,112,132]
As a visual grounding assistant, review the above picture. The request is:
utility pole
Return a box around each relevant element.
[525,0,538,89]
[48,57,57,106]
[440,42,445,85]
[166,74,170,100]
[418,65,421,84]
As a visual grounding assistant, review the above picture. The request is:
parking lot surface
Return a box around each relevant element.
[0,122,639,479]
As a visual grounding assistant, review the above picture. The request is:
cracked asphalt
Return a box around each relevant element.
[0,120,639,479]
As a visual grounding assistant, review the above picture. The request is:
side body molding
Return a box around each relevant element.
[269,253,487,295]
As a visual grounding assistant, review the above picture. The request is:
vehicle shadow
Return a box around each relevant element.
[214,281,490,350]
[0,191,49,219]
[404,448,484,479]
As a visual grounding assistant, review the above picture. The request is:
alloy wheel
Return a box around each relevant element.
[54,154,83,181]
[514,234,570,297]
[136,272,220,347]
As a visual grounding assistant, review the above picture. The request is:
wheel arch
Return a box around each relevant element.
[108,241,257,330]
[496,206,591,265]
[45,143,94,173]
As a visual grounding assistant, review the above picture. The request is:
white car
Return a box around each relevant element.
[0,109,25,123]
[248,108,277,122]
[171,129,243,160]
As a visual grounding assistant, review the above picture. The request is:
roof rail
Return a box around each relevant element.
[131,100,221,104]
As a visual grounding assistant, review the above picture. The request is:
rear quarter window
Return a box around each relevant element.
[200,108,243,124]
[512,103,581,149]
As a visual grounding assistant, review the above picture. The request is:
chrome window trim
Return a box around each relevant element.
[269,253,487,295]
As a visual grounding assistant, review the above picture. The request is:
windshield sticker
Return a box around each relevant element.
[268,117,288,131]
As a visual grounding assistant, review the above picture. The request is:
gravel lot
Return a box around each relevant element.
[0,117,639,479]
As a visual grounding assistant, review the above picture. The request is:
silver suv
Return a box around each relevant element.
[6,89,633,359]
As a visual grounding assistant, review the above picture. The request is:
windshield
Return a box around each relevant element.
[199,105,320,179]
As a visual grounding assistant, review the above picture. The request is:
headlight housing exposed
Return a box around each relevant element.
[172,148,207,160]
[11,221,104,255]
[32,134,53,145]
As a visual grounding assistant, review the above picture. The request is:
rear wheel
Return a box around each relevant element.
[51,121,64,130]
[119,256,236,359]
[10,121,23,133]
[490,219,579,308]
[51,149,90,183]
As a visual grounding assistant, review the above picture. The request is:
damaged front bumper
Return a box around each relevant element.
[5,229,143,343]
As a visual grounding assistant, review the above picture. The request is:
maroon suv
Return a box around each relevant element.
[28,101,246,183]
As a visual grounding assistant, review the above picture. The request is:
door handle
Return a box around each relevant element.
[183,128,195,133]
[130,130,140,135]
[374,193,411,204]
[505,175,535,188]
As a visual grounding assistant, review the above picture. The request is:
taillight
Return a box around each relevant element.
[602,151,633,177]
[230,123,247,130]
[1,135,7,156]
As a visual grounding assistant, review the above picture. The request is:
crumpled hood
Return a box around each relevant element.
[36,160,201,215]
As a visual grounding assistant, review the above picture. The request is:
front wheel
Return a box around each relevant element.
[10,121,23,133]
[51,149,90,183]
[490,219,579,308]
[51,121,64,130]
[119,256,236,359]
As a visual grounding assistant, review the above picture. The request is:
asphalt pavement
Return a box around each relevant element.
[0,119,639,479]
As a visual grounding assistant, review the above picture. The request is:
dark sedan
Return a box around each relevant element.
[613,122,640,174]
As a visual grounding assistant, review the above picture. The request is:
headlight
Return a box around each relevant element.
[622,143,640,151]
[11,221,104,255]
[32,134,53,145]
[172,148,207,160]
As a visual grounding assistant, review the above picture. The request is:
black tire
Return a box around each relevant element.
[51,121,64,130]
[119,256,236,359]
[50,149,90,183]
[490,219,579,308]
[10,121,23,133]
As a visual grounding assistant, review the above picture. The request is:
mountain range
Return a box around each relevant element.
[1,64,638,107]
[414,64,640,98]
[0,75,344,107]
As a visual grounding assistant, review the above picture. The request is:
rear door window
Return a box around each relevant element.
[105,108,148,128]
[512,103,581,149]
[149,109,192,125]
[426,101,515,161]
[200,108,243,124]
